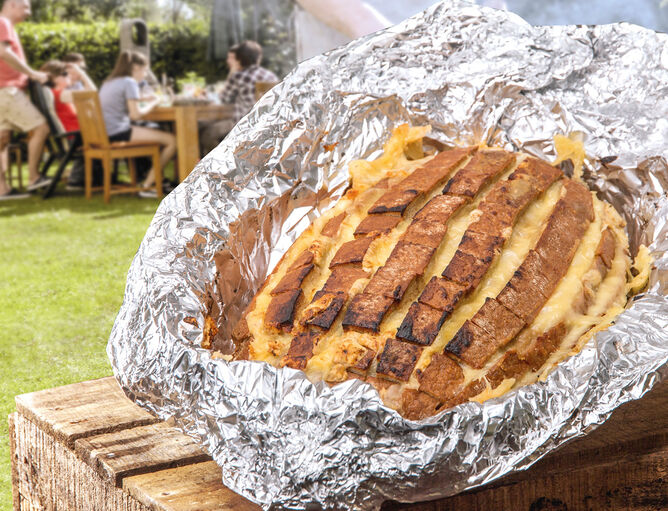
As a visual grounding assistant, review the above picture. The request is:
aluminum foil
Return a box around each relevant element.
[108,1,668,508]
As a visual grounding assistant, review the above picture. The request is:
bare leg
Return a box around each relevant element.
[27,123,49,184]
[0,130,10,195]
[130,126,176,188]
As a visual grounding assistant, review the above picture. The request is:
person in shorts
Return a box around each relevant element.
[99,50,176,198]
[0,0,50,200]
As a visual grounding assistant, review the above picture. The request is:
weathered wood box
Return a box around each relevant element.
[9,376,668,510]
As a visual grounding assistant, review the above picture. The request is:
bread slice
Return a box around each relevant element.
[224,125,635,420]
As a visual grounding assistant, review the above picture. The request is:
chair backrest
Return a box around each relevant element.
[71,91,110,149]
[254,81,277,102]
[28,80,65,136]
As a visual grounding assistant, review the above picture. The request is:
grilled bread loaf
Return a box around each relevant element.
[229,125,639,420]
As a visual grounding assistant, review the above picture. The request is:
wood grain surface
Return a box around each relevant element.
[75,422,211,487]
[10,376,668,510]
[14,377,159,448]
[123,461,260,511]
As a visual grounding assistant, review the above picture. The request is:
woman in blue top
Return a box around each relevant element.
[99,50,175,197]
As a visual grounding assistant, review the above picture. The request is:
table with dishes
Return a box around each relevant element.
[143,101,235,182]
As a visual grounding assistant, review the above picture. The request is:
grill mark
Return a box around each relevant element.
[401,389,443,420]
[444,179,593,368]
[354,213,402,237]
[265,248,319,330]
[344,151,514,333]
[329,236,377,267]
[301,291,346,329]
[415,352,464,402]
[270,264,315,295]
[346,347,377,376]
[302,265,369,330]
[368,146,476,215]
[442,150,516,197]
[367,189,418,215]
[375,338,423,382]
[342,293,396,332]
[396,302,449,346]
[264,289,303,331]
[483,225,619,390]
[396,157,563,346]
[321,213,346,238]
[282,331,320,370]
[363,242,435,301]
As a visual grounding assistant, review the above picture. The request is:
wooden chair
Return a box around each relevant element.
[254,81,277,102]
[28,80,82,199]
[72,91,162,203]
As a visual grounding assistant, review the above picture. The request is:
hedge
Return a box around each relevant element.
[17,20,227,86]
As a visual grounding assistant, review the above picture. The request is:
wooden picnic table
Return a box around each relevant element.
[9,376,668,510]
[143,103,235,182]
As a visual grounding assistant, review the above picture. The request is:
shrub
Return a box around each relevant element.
[18,21,120,84]
[17,19,227,86]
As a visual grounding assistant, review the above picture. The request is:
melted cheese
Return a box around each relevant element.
[246,126,450,379]
[471,199,643,401]
[471,378,516,404]
[348,124,431,191]
[627,244,652,295]
[243,127,643,413]
[554,132,586,182]
[410,179,564,388]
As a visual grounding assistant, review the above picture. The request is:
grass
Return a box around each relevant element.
[0,168,162,510]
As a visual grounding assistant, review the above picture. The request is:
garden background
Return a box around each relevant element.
[2,1,295,509]
[18,0,296,88]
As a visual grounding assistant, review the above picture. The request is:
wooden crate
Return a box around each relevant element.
[9,376,668,511]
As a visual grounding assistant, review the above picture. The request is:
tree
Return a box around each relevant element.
[28,0,215,24]
[30,0,125,22]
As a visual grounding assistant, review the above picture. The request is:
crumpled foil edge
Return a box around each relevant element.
[108,1,668,509]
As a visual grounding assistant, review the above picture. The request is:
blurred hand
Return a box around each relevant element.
[29,70,49,84]
[66,63,82,80]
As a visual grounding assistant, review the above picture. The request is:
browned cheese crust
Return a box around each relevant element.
[229,139,632,421]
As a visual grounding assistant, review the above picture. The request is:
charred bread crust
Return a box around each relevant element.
[354,213,402,237]
[443,149,516,197]
[226,139,633,421]
[376,338,423,382]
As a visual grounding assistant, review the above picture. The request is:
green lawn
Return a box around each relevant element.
[0,178,161,509]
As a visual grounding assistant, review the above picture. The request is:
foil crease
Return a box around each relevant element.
[108,1,668,508]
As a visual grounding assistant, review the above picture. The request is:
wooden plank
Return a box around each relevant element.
[11,411,149,511]
[14,376,159,449]
[142,104,234,181]
[75,422,211,487]
[383,378,668,510]
[123,461,259,511]
[9,412,20,511]
[117,378,668,510]
[11,376,668,510]
[383,447,668,510]
[194,104,236,123]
